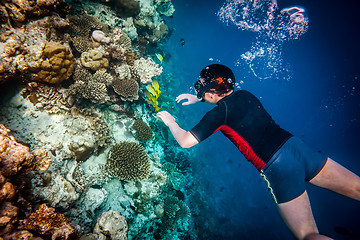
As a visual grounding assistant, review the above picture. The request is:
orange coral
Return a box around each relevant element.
[24,204,78,240]
[35,42,75,84]
[0,125,35,177]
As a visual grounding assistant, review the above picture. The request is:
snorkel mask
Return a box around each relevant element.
[194,64,235,101]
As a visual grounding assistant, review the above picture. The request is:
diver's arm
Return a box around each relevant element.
[157,111,199,148]
[176,94,201,106]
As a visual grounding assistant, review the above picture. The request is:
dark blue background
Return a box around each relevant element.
[163,0,360,239]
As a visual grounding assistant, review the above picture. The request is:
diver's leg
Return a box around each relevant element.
[309,158,360,200]
[277,191,333,240]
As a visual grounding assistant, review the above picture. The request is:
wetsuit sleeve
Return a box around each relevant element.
[189,107,225,142]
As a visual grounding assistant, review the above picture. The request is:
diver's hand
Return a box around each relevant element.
[176,94,200,106]
[157,111,176,127]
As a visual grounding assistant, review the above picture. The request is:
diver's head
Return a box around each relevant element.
[194,64,235,101]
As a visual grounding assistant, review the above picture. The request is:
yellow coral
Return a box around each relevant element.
[80,49,109,71]
[35,42,75,84]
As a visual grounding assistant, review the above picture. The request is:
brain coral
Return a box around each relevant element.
[112,77,139,102]
[106,142,150,181]
[34,42,75,84]
[132,119,153,142]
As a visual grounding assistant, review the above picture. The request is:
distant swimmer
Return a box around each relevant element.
[180,38,185,46]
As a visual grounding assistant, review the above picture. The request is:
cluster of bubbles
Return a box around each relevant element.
[217,0,309,80]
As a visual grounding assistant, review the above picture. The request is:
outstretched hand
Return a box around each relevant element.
[157,111,176,127]
[176,94,200,105]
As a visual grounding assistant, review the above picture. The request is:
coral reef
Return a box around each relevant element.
[0,0,70,27]
[93,210,128,240]
[132,57,163,84]
[0,19,74,85]
[132,119,153,142]
[106,142,151,181]
[24,203,78,240]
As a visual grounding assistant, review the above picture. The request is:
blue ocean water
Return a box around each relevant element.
[163,0,360,239]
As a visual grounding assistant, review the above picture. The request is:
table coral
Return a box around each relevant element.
[106,142,150,181]
[112,77,139,102]
[24,203,78,240]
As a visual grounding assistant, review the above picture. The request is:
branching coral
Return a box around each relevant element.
[24,204,78,240]
[106,142,151,181]
[132,57,163,84]
[69,66,111,104]
[132,119,153,142]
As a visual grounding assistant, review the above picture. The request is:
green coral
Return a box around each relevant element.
[106,142,151,181]
[132,119,153,142]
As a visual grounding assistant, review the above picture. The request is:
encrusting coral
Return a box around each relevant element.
[93,210,128,240]
[80,49,109,71]
[24,203,78,240]
[132,119,153,142]
[106,142,151,181]
[0,124,57,239]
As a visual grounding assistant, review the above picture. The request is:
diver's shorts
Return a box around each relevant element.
[260,136,328,204]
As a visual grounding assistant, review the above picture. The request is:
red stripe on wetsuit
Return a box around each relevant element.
[215,125,266,171]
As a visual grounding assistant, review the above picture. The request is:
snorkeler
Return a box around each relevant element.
[157,64,360,240]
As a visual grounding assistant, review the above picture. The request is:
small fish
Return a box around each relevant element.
[180,38,185,46]
[146,85,157,96]
[235,8,240,15]
[151,80,161,95]
[155,53,163,64]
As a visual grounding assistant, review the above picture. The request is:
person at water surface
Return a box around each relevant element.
[157,64,360,240]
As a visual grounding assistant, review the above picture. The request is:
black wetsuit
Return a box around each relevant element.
[189,90,327,203]
[190,90,293,171]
